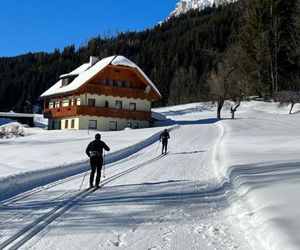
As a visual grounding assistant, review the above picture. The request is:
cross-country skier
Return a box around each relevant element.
[86,133,110,188]
[159,129,170,155]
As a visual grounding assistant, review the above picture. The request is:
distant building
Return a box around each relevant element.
[40,55,162,131]
[0,112,34,127]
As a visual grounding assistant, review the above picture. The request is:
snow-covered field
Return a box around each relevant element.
[0,101,299,249]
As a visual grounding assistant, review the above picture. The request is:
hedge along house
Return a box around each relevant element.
[40,55,162,131]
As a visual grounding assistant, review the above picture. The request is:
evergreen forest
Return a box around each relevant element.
[0,0,299,113]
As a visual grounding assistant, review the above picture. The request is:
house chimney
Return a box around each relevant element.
[90,56,99,66]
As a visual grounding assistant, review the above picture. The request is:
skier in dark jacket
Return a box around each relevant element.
[86,133,110,188]
[159,129,170,155]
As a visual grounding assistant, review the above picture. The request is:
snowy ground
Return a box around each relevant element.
[0,101,299,249]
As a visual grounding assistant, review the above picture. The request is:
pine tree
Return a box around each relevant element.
[238,0,300,97]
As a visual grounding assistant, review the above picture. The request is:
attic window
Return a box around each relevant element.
[62,78,68,86]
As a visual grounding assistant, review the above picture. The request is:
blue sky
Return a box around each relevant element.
[0,0,178,57]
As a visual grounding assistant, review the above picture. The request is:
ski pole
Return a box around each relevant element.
[79,165,89,190]
[155,139,160,155]
[103,151,106,178]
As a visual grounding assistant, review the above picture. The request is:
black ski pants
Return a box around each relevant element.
[162,140,168,154]
[89,156,103,186]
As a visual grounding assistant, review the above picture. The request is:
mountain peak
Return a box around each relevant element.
[169,0,234,18]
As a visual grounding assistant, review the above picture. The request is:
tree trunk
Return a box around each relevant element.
[231,109,235,119]
[289,102,295,114]
[217,99,224,119]
[230,100,241,119]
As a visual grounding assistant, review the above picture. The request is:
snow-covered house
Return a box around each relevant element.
[40,55,161,131]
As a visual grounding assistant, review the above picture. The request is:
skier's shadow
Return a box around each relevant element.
[170,150,206,155]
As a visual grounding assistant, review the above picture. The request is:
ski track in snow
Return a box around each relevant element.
[0,152,169,249]
[4,101,295,249]
[0,123,251,250]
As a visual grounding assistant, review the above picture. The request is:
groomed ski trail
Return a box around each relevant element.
[18,123,251,250]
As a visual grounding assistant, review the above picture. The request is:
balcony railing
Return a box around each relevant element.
[43,105,151,121]
[77,84,158,100]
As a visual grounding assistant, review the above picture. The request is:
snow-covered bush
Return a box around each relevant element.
[0,122,25,139]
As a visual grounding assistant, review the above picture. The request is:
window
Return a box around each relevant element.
[129,102,136,111]
[62,78,68,86]
[124,81,131,88]
[58,121,61,129]
[134,123,139,129]
[59,101,62,107]
[108,79,113,86]
[117,81,123,87]
[100,79,106,85]
[115,100,122,109]
[52,102,56,108]
[105,101,109,108]
[109,121,117,131]
[65,120,69,129]
[71,119,75,128]
[126,122,132,128]
[69,99,72,106]
[88,120,97,129]
[88,98,96,106]
[51,121,55,130]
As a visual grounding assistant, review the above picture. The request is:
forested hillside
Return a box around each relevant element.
[0,0,299,112]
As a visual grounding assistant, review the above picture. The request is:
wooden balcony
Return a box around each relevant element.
[77,84,158,101]
[43,105,151,121]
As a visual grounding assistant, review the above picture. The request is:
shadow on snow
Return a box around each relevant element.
[0,180,230,233]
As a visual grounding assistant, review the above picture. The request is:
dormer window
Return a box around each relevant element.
[60,75,77,87]
[62,78,68,86]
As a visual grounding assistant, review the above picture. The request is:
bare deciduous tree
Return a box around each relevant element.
[230,86,243,119]
[276,91,300,114]
[210,64,235,119]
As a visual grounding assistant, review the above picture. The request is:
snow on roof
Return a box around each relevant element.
[40,55,161,98]
[40,56,115,98]
[111,56,161,98]
[59,63,91,78]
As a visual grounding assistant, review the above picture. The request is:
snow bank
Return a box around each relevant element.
[33,114,48,128]
[216,102,300,250]
[0,125,178,201]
